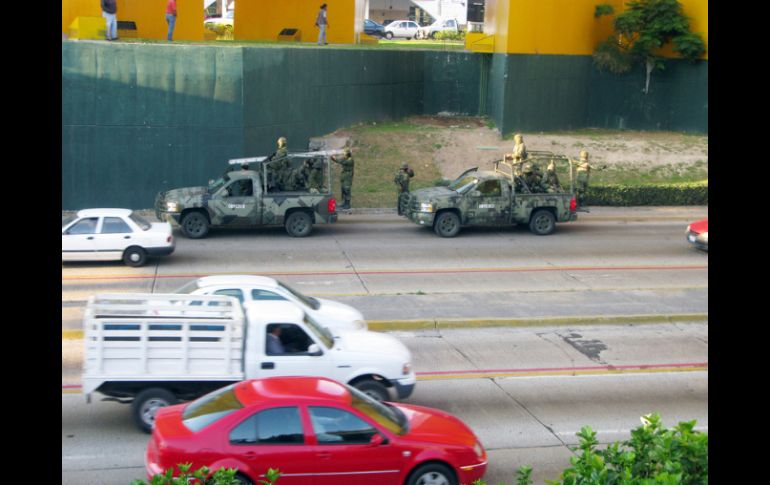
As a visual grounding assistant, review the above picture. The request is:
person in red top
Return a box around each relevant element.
[165,0,177,41]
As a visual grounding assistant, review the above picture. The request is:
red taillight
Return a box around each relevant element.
[328,198,337,213]
[570,197,577,212]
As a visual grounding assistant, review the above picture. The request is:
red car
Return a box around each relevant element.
[146,377,487,485]
[686,219,708,251]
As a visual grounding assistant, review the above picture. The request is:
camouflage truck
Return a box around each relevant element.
[401,151,578,237]
[154,151,339,238]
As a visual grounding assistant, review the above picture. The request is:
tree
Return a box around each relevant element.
[593,0,706,94]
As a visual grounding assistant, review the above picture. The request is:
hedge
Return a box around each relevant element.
[585,181,708,206]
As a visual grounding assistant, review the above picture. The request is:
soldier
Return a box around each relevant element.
[504,133,528,177]
[267,137,290,191]
[394,162,415,215]
[331,148,355,210]
[521,162,546,193]
[306,157,325,193]
[575,150,595,207]
[544,160,562,193]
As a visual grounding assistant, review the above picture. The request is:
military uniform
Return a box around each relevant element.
[267,137,289,191]
[521,162,546,193]
[575,151,594,207]
[394,163,415,215]
[544,161,561,193]
[307,158,325,193]
[506,134,528,177]
[332,150,355,209]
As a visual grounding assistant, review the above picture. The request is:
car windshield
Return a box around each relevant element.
[448,175,478,194]
[347,384,408,436]
[174,280,202,294]
[278,281,321,310]
[303,314,334,349]
[182,384,243,432]
[62,214,77,229]
[129,212,152,231]
[208,174,231,194]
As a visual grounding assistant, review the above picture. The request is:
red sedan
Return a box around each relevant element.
[146,377,487,485]
[686,219,708,251]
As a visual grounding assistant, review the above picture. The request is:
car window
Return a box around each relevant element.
[213,289,244,304]
[310,407,378,444]
[66,217,98,235]
[183,384,243,432]
[266,323,315,355]
[101,217,133,234]
[230,407,304,445]
[227,179,253,197]
[409,22,418,28]
[62,214,77,228]
[476,179,502,197]
[129,212,152,231]
[277,281,320,310]
[449,176,478,194]
[251,289,287,301]
[348,384,408,435]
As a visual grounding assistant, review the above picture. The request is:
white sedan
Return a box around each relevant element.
[62,209,174,267]
[175,275,368,333]
[383,20,420,40]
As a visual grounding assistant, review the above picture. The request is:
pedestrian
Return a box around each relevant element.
[331,148,354,209]
[315,4,329,45]
[394,162,415,215]
[101,0,118,41]
[165,0,177,41]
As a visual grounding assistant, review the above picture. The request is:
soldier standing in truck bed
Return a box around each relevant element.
[575,150,595,207]
[267,137,289,191]
[394,162,415,215]
[331,148,355,209]
[307,157,325,193]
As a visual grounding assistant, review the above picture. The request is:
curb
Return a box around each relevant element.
[62,313,707,339]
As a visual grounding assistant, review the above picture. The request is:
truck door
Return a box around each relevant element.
[209,175,262,226]
[467,179,509,224]
[257,323,335,379]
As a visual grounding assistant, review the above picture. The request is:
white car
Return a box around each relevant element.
[417,18,460,39]
[383,20,420,40]
[174,275,368,333]
[62,209,174,267]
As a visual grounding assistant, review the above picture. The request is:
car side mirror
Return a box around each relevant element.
[369,433,386,447]
[308,344,323,356]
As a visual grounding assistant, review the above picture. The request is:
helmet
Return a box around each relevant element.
[345,148,352,157]
[277,137,287,147]
[514,134,523,143]
[523,162,533,174]
[579,150,589,160]
[547,161,556,171]
[400,162,409,169]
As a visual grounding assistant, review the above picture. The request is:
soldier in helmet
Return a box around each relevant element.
[306,157,325,194]
[267,137,290,191]
[575,150,595,207]
[544,160,562,193]
[331,148,355,210]
[394,162,415,215]
[521,162,545,193]
[505,133,528,177]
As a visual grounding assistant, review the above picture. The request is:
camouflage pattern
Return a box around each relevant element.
[400,165,577,231]
[544,161,562,193]
[154,163,337,234]
[332,152,355,207]
[306,158,325,192]
[394,166,415,215]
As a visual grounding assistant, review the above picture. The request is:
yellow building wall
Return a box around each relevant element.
[485,0,707,59]
[237,0,361,44]
[63,0,204,41]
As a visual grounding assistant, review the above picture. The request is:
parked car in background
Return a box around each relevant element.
[204,10,234,36]
[174,274,368,332]
[364,18,385,38]
[417,18,460,39]
[62,209,174,267]
[146,376,488,485]
[383,20,420,40]
[686,219,708,251]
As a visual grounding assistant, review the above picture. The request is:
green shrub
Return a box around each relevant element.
[434,30,466,41]
[586,181,707,206]
[133,464,281,485]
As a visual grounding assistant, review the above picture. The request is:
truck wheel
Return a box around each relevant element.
[122,246,147,267]
[354,379,389,401]
[529,209,556,235]
[434,212,461,238]
[132,388,177,433]
[181,211,210,239]
[385,32,393,40]
[407,463,457,485]
[285,211,313,237]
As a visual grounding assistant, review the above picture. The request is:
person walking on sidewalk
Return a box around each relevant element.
[315,4,329,45]
[101,0,118,41]
[165,0,177,41]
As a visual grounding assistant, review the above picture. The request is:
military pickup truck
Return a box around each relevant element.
[155,151,339,238]
[401,151,578,237]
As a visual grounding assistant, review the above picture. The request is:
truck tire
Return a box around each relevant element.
[181,211,210,239]
[354,379,389,401]
[285,211,313,237]
[385,32,393,40]
[407,463,457,485]
[434,211,461,238]
[529,209,556,235]
[122,246,147,267]
[132,387,177,433]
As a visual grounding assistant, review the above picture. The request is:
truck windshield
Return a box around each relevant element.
[278,281,321,310]
[449,176,478,194]
[182,384,243,432]
[174,280,202,294]
[303,314,334,349]
[347,384,408,435]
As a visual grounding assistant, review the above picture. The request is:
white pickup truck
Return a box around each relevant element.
[82,294,416,432]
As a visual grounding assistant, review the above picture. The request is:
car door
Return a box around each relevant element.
[92,216,134,260]
[407,21,419,37]
[62,217,99,260]
[466,179,510,224]
[257,323,336,379]
[225,406,318,485]
[308,406,403,485]
[208,177,261,226]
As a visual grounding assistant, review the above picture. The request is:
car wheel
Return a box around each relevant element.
[385,32,393,40]
[529,209,556,235]
[429,32,437,39]
[285,211,313,237]
[181,211,210,239]
[132,388,177,433]
[433,212,461,238]
[407,463,457,485]
[406,37,411,40]
[354,379,389,401]
[122,246,147,267]
[234,474,254,485]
